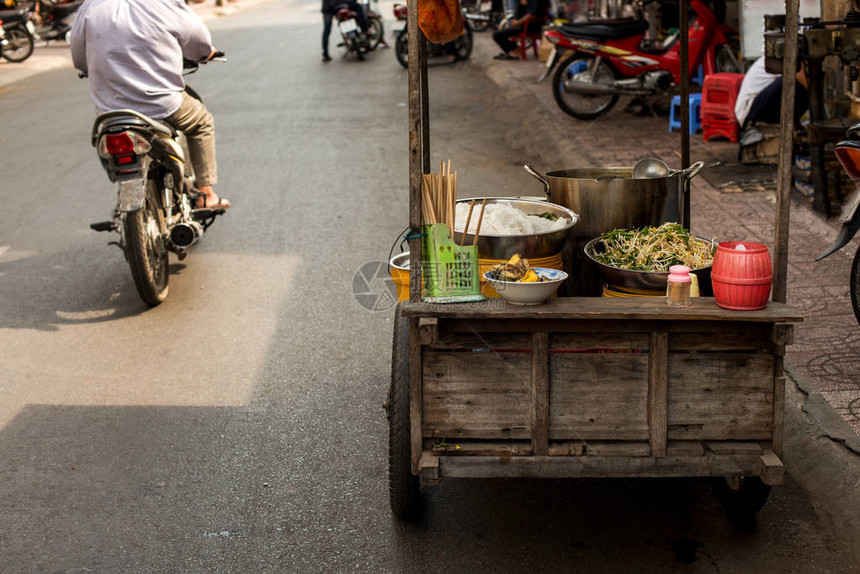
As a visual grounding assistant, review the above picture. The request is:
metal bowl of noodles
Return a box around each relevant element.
[452,197,579,259]
[584,234,715,293]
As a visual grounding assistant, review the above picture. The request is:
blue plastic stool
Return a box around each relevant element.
[669,93,702,134]
[691,65,704,86]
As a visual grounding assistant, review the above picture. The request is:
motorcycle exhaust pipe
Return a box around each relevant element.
[169,221,203,249]
[563,78,647,96]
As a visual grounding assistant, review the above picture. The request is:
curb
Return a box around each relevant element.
[788,363,860,455]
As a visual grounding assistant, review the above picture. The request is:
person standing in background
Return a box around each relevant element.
[321,0,370,62]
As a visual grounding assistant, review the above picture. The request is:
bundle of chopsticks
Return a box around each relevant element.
[421,160,486,246]
[421,160,457,229]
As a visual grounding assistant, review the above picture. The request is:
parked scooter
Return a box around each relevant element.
[461,0,505,32]
[392,3,473,69]
[335,1,382,60]
[86,54,228,307]
[541,0,742,120]
[816,124,860,324]
[0,8,34,62]
[31,0,81,43]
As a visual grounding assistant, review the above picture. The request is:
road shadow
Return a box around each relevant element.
[0,249,182,330]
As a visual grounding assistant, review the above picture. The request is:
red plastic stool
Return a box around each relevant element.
[701,73,745,121]
[517,29,542,60]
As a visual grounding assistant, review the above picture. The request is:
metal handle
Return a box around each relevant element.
[523,164,551,197]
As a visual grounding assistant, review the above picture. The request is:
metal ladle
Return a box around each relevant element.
[632,158,670,179]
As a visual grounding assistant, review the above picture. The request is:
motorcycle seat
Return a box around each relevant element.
[0,9,30,23]
[93,111,176,145]
[559,18,648,41]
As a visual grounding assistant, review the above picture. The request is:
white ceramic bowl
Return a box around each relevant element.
[483,267,568,305]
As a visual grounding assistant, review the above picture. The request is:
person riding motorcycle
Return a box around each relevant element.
[321,0,370,62]
[70,0,230,210]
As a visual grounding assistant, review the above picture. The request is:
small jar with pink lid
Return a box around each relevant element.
[666,265,692,307]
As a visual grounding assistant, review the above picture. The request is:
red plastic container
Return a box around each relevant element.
[711,241,773,310]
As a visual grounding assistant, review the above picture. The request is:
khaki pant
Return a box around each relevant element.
[163,91,217,187]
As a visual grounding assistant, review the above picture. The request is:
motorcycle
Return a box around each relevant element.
[392,3,473,69]
[461,0,505,32]
[541,0,742,120]
[30,0,81,44]
[335,2,382,60]
[816,123,860,325]
[86,54,228,307]
[0,8,35,62]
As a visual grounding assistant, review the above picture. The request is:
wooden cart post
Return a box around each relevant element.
[772,0,800,303]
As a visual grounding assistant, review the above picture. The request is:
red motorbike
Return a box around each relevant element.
[542,0,742,120]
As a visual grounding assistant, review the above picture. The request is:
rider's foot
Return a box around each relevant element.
[195,187,231,210]
[322,53,332,62]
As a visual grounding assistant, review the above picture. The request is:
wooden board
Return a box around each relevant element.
[435,454,770,479]
[548,353,649,440]
[402,298,804,323]
[667,354,774,440]
[422,350,531,439]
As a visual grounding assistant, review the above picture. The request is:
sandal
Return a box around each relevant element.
[196,192,231,210]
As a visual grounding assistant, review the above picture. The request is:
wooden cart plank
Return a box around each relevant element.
[409,318,424,474]
[667,354,774,440]
[435,454,772,479]
[531,332,549,455]
[432,441,532,457]
[551,332,650,350]
[401,298,804,322]
[669,331,774,352]
[648,332,669,456]
[422,350,531,438]
[434,332,533,350]
[438,319,792,336]
[549,353,649,439]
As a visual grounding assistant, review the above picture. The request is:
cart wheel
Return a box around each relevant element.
[388,303,422,520]
[712,476,771,528]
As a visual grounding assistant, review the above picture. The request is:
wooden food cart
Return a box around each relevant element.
[388,0,803,522]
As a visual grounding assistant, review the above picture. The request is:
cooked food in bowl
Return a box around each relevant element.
[487,254,547,283]
[589,222,715,272]
[484,265,568,305]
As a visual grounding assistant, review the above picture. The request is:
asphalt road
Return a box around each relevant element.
[1,1,859,571]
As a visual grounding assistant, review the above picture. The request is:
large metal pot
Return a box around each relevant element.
[523,164,703,236]
[523,163,704,295]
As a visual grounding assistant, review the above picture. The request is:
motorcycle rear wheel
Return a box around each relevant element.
[368,17,384,50]
[1,26,34,63]
[395,30,408,69]
[851,246,860,325]
[125,182,169,306]
[454,27,473,61]
[553,54,619,121]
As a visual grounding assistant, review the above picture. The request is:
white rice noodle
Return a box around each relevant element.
[454,203,570,236]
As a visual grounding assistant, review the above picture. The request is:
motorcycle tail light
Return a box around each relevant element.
[98,131,151,159]
[835,142,860,182]
[545,32,561,45]
[393,5,407,19]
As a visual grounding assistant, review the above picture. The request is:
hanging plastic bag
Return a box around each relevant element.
[417,0,465,44]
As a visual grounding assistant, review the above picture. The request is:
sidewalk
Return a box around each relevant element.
[470,35,860,448]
